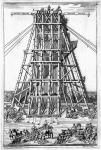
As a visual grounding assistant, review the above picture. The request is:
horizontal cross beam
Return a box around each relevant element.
[31,61,60,63]
[32,49,62,51]
[18,80,80,82]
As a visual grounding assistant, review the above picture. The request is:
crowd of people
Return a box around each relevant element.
[9,122,53,144]
[66,104,97,119]
[55,123,97,144]
[9,121,97,145]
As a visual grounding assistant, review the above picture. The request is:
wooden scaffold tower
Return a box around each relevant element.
[11,6,89,117]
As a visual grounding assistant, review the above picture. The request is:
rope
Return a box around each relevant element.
[67,25,96,52]
[68,29,96,52]
[5,28,31,56]
[4,24,33,49]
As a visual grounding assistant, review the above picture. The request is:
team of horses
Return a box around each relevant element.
[9,124,53,144]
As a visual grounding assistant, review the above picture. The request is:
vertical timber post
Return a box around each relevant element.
[57,12,60,116]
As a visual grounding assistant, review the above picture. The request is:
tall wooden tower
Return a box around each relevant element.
[11,6,88,117]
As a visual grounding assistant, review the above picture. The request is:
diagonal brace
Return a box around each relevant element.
[61,66,76,80]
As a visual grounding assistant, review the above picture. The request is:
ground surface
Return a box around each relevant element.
[3,117,97,147]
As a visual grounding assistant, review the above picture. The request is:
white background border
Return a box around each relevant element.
[0,0,101,150]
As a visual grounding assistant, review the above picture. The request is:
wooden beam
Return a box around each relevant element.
[22,66,32,76]
[15,87,29,96]
[31,61,60,63]
[32,49,61,51]
[61,66,75,80]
